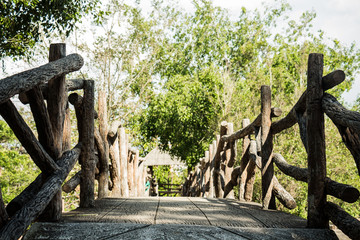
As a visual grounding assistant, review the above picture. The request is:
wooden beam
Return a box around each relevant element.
[273,153,359,203]
[213,122,227,198]
[271,70,345,135]
[306,53,328,228]
[238,119,251,201]
[324,202,360,240]
[260,85,275,210]
[322,93,360,175]
[0,54,83,104]
[0,100,59,174]
[0,145,81,240]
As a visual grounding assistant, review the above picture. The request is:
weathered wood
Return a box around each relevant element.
[25,86,56,157]
[0,188,8,228]
[0,145,81,240]
[260,85,275,210]
[119,127,129,197]
[239,119,250,201]
[324,202,360,240]
[208,141,216,198]
[221,107,281,142]
[97,90,109,198]
[68,93,98,121]
[224,123,235,199]
[63,105,72,151]
[271,70,345,135]
[272,176,297,209]
[108,131,121,196]
[128,149,135,197]
[295,108,308,152]
[0,100,59,174]
[273,153,360,203]
[322,93,360,175]
[203,151,210,197]
[62,171,81,193]
[108,120,122,138]
[0,54,83,104]
[133,150,140,197]
[213,122,227,198]
[306,53,328,228]
[80,80,95,208]
[223,167,241,198]
[19,79,88,104]
[40,43,67,222]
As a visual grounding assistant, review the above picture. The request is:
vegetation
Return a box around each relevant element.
[1,0,360,220]
[0,0,97,58]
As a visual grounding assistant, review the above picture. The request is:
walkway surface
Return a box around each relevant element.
[24,197,343,239]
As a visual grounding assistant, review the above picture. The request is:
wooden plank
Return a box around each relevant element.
[306,53,328,228]
[260,85,275,209]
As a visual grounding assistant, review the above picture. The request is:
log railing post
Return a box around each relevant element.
[224,122,235,199]
[98,90,109,198]
[260,85,276,209]
[208,141,216,198]
[204,151,210,197]
[306,53,328,228]
[39,43,67,221]
[80,80,95,207]
[239,119,251,200]
[119,127,129,197]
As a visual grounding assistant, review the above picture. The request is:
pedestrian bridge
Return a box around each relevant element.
[24,197,342,239]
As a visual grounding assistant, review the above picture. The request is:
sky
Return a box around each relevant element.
[210,0,360,104]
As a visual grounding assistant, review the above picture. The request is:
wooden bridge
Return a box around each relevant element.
[24,197,340,239]
[0,44,360,239]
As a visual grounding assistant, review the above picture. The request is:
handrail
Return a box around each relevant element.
[184,54,359,239]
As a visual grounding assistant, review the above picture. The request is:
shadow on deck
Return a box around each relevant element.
[24,197,343,239]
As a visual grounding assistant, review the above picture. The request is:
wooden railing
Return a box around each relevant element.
[183,53,360,239]
[0,43,95,239]
[158,179,182,196]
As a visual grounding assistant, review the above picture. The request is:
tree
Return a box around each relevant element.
[0,0,97,58]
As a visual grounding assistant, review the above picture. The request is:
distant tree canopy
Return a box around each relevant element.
[0,0,97,58]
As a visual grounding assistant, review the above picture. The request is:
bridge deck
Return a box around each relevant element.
[24,197,343,239]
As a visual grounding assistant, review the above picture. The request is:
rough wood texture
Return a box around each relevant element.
[19,79,87,104]
[133,150,140,197]
[324,201,360,240]
[221,107,281,142]
[224,123,235,199]
[223,167,240,198]
[80,80,95,208]
[97,90,109,198]
[271,70,345,135]
[306,53,328,228]
[239,119,251,201]
[40,43,67,222]
[0,54,83,104]
[203,151,210,197]
[0,100,59,174]
[108,130,121,197]
[208,141,216,198]
[272,176,297,209]
[260,85,275,210]
[62,171,81,193]
[273,153,359,203]
[108,120,122,138]
[213,122,227,198]
[0,145,81,240]
[25,86,56,157]
[322,93,360,175]
[119,127,130,197]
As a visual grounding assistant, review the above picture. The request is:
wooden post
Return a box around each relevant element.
[208,141,215,198]
[98,90,109,198]
[306,53,328,228]
[127,139,134,197]
[133,150,139,197]
[39,43,67,221]
[224,122,235,199]
[119,127,129,197]
[0,188,8,228]
[80,80,95,207]
[108,131,121,196]
[204,151,210,197]
[261,85,276,209]
[239,119,250,200]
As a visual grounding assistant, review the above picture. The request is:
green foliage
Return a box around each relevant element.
[0,0,97,58]
[0,120,40,204]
